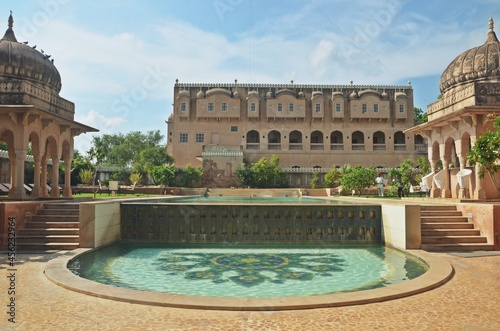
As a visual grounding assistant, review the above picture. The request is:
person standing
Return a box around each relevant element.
[375,172,384,197]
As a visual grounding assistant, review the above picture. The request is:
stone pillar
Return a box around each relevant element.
[41,155,48,197]
[13,150,26,199]
[8,152,16,198]
[458,155,467,199]
[31,155,41,198]
[50,158,60,198]
[441,159,451,198]
[63,158,72,198]
[473,163,486,200]
[430,159,440,198]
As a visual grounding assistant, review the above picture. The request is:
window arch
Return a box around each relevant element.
[310,130,324,150]
[330,131,343,150]
[394,131,405,150]
[268,130,281,150]
[289,130,303,150]
[351,131,365,150]
[373,131,386,151]
[246,130,260,150]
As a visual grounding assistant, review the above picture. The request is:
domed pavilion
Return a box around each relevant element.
[0,13,97,199]
[407,17,500,200]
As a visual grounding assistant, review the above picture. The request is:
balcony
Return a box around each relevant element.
[373,144,386,151]
[246,143,260,150]
[352,144,365,151]
[330,144,344,151]
[310,143,324,150]
[289,143,303,150]
[268,143,282,150]
[394,144,406,151]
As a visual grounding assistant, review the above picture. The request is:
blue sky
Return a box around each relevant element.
[3,0,500,152]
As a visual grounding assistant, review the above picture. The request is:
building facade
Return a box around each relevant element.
[167,81,422,186]
[406,17,500,200]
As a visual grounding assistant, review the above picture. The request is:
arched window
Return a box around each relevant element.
[289,130,303,150]
[394,131,405,150]
[310,130,324,150]
[351,131,365,150]
[373,131,386,151]
[246,130,260,150]
[330,131,343,150]
[268,130,281,150]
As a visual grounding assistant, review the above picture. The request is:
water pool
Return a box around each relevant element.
[68,243,428,298]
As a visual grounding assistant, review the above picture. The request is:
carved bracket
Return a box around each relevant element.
[42,119,53,129]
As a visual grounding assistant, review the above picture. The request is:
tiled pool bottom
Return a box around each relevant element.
[67,244,427,298]
[45,247,453,310]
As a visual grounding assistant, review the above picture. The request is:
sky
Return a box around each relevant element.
[3,0,500,153]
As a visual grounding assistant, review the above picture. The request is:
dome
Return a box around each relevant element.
[440,17,500,93]
[0,13,62,94]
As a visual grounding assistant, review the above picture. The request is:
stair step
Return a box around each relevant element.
[31,215,79,222]
[37,209,79,216]
[19,228,79,235]
[25,221,79,228]
[16,242,80,251]
[421,216,468,222]
[421,236,488,244]
[421,243,495,252]
[16,235,79,243]
[421,229,480,236]
[421,222,474,229]
[420,205,457,211]
[420,210,462,217]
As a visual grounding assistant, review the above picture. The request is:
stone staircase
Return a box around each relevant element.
[16,202,80,251]
[420,205,495,251]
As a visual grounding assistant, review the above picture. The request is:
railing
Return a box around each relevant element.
[352,144,365,151]
[245,143,260,150]
[289,143,303,150]
[415,143,427,154]
[267,143,281,150]
[330,144,344,151]
[310,143,324,150]
[373,144,386,151]
[394,144,407,151]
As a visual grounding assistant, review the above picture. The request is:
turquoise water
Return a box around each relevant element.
[68,244,428,298]
[134,196,353,204]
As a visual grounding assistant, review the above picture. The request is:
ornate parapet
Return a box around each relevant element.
[427,83,476,121]
[476,82,500,105]
[0,80,74,120]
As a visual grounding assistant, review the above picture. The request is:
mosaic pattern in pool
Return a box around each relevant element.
[68,244,428,298]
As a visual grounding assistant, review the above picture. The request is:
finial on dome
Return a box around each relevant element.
[8,10,13,29]
[489,17,494,31]
[1,11,17,42]
[486,17,499,43]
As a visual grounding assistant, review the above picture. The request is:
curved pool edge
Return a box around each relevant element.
[44,249,454,311]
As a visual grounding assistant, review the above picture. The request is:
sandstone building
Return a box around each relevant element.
[167,80,422,186]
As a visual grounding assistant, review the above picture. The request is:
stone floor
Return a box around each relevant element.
[1,251,499,331]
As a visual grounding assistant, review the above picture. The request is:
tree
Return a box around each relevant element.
[388,159,415,195]
[176,164,203,188]
[324,167,343,188]
[340,166,376,196]
[468,116,500,190]
[414,107,428,125]
[250,155,289,188]
[235,163,254,187]
[150,164,176,186]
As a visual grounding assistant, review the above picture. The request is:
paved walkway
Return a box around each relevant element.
[1,251,499,331]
